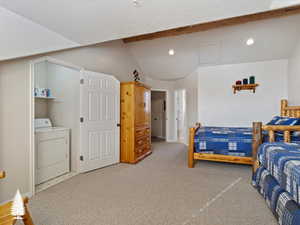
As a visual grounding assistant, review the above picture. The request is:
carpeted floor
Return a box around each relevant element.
[27,142,278,225]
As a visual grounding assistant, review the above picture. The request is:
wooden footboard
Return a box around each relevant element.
[188,125,197,168]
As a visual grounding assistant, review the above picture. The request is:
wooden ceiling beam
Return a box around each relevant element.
[123,5,300,43]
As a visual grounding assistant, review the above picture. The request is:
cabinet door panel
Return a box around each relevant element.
[135,86,150,126]
[144,89,151,125]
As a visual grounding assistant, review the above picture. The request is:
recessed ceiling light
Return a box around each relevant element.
[168,49,175,56]
[246,38,255,46]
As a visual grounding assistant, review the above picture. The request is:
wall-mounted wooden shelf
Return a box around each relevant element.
[0,171,5,179]
[232,84,259,94]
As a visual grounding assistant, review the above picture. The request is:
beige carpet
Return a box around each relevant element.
[27,142,278,225]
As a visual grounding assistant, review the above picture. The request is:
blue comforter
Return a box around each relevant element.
[257,142,300,204]
[252,143,300,225]
[194,126,300,157]
[194,127,253,157]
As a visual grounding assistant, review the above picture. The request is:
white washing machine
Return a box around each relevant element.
[35,118,70,185]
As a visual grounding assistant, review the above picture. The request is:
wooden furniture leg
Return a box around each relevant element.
[23,206,34,225]
[252,122,262,173]
[188,127,195,168]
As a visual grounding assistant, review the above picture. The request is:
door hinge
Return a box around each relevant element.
[80,117,84,123]
[80,79,84,84]
[80,155,84,161]
[117,123,120,127]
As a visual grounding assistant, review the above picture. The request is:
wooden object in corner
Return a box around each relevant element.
[0,171,35,225]
[232,84,259,94]
[120,82,152,163]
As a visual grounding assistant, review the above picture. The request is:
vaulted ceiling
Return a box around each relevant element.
[126,15,300,80]
[1,0,300,61]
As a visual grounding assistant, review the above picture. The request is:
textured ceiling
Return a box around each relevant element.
[126,15,300,80]
[0,0,277,44]
[1,0,300,60]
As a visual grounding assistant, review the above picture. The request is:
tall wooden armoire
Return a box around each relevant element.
[120,82,152,163]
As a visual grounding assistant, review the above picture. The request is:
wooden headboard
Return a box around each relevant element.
[253,100,300,172]
[281,99,300,118]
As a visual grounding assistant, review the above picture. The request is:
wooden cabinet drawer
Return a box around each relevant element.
[135,136,150,148]
[135,146,144,155]
[135,144,151,158]
[143,144,151,154]
[135,127,150,138]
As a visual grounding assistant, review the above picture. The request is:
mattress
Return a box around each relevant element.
[194,126,300,158]
[194,127,253,157]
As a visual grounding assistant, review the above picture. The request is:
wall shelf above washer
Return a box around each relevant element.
[35,96,56,100]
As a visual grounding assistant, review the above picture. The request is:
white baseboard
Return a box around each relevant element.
[36,172,78,193]
[157,136,166,139]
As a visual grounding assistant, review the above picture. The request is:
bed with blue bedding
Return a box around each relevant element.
[194,126,300,157]
[253,143,300,225]
[194,127,253,157]
[188,100,300,168]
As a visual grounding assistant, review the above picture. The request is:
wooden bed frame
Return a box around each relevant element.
[188,99,300,169]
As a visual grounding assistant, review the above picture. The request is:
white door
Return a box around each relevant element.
[175,89,186,143]
[80,71,120,173]
[151,98,165,138]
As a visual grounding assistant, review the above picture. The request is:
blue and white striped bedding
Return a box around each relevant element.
[194,126,300,158]
[194,127,253,157]
[252,143,300,225]
[253,167,300,225]
[257,142,300,204]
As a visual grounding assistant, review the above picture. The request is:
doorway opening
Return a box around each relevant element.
[29,57,120,196]
[175,89,187,144]
[32,58,81,193]
[151,90,167,142]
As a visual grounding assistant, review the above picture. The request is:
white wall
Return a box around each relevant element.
[198,60,288,127]
[174,71,198,145]
[175,71,198,127]
[0,40,144,203]
[288,37,300,105]
[175,59,288,144]
[47,62,80,173]
[34,61,49,118]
